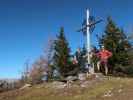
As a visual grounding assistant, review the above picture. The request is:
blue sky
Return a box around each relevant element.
[0,0,133,79]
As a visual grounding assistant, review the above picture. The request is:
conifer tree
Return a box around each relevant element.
[99,17,131,71]
[53,27,71,77]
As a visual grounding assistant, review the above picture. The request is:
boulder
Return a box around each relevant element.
[78,73,86,81]
[50,81,66,89]
[65,76,78,81]
[20,84,32,90]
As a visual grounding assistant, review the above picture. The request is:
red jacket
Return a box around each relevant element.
[97,50,112,60]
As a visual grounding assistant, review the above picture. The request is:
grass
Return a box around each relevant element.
[1,77,133,100]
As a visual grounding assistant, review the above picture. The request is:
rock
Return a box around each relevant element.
[20,84,32,90]
[72,84,79,88]
[78,73,86,81]
[66,76,78,81]
[103,90,113,97]
[80,81,89,88]
[118,89,122,93]
[50,81,66,89]
[64,76,78,88]
[80,83,87,88]
[95,73,104,78]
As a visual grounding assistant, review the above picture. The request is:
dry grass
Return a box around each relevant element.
[0,77,133,100]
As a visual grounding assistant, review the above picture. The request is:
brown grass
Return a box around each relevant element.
[0,77,133,100]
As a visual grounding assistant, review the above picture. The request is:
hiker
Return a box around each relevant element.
[96,45,112,75]
[75,48,82,69]
[75,47,88,72]
[42,71,48,82]
[72,55,78,65]
[75,48,82,64]
[90,46,100,72]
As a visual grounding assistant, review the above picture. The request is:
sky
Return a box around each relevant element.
[0,0,133,79]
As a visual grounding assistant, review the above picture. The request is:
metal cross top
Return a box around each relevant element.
[77,9,102,74]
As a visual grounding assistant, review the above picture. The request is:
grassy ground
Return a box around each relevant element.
[0,77,133,100]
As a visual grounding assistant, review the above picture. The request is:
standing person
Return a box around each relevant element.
[75,48,86,72]
[42,71,48,82]
[75,48,82,62]
[96,45,112,75]
[75,48,82,66]
[91,46,99,72]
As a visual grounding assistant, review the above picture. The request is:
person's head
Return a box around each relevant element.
[77,48,81,53]
[101,45,105,51]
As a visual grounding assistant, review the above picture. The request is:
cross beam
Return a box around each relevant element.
[77,19,102,32]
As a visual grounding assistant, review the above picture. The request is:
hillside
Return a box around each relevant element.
[0,76,133,100]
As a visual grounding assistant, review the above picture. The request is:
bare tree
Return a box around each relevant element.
[43,37,55,78]
[20,59,30,84]
[29,57,48,84]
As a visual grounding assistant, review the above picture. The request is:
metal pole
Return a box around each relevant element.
[86,9,94,74]
[86,9,91,65]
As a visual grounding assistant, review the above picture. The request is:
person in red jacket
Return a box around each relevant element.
[96,45,112,75]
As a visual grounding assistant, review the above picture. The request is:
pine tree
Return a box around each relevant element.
[99,17,131,71]
[53,27,71,77]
